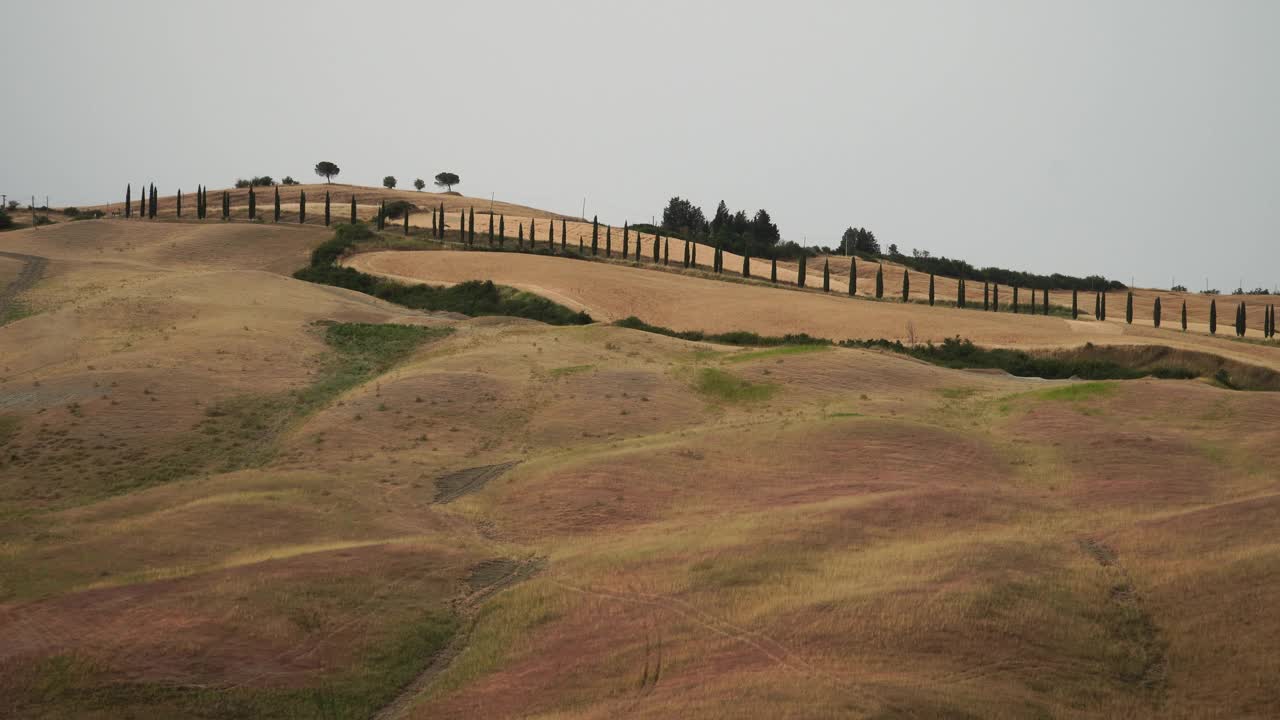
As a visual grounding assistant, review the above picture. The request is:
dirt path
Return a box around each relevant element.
[372,557,542,720]
[0,251,47,320]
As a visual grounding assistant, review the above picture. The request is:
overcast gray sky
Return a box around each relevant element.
[3,1,1277,290]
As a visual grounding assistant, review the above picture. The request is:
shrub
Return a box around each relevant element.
[0,209,12,230]
[380,200,416,220]
[282,176,299,186]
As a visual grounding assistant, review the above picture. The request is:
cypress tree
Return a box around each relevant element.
[222,190,229,220]
[376,200,385,231]
[622,222,629,259]
[825,259,832,292]
[248,186,256,220]
[1072,289,1078,319]
[404,206,410,235]
[125,184,132,218]
[351,195,357,225]
[1239,302,1246,337]
[849,258,857,296]
[488,212,494,246]
[993,284,1000,312]
[958,279,966,309]
[499,215,506,247]
[192,185,197,220]
[1013,287,1020,314]
[798,254,808,288]
[984,282,990,311]
[1154,297,1162,328]
[664,236,670,265]
[1101,292,1107,321]
[518,223,524,249]
[561,219,567,251]
[771,257,778,283]
[579,237,584,254]
[1042,288,1049,315]
[605,224,611,257]
[324,191,331,227]
[1181,300,1188,332]
[195,185,201,220]
[296,188,304,224]
[653,235,661,263]
[138,184,145,218]
[1031,287,1037,315]
[150,183,157,218]
[1125,291,1134,324]
[928,273,935,306]
[1209,299,1217,335]
[274,187,281,222]
[590,215,598,255]
[468,207,475,245]
[874,264,883,298]
[742,245,750,278]
[529,218,536,247]
[1094,292,1100,320]
[900,268,907,301]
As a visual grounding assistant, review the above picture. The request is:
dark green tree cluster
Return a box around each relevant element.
[838,227,880,255]
[659,197,782,259]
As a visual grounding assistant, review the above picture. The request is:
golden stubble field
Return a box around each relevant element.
[1,205,1278,719]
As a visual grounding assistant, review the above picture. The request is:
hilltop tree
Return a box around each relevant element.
[660,197,708,237]
[1154,297,1162,328]
[839,227,880,255]
[434,172,460,192]
[875,264,884,298]
[383,176,397,190]
[1209,299,1217,334]
[414,178,426,191]
[314,161,340,183]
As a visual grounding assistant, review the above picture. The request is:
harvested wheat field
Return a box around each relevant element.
[1,198,1277,720]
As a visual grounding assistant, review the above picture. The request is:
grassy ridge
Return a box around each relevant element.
[298,223,593,325]
[611,317,1259,385]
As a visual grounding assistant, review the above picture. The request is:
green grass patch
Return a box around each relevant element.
[1039,382,1116,402]
[614,316,828,347]
[0,299,35,326]
[0,415,19,446]
[550,364,594,378]
[722,344,830,363]
[694,368,777,403]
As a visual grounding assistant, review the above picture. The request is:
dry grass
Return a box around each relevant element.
[1,200,1278,719]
